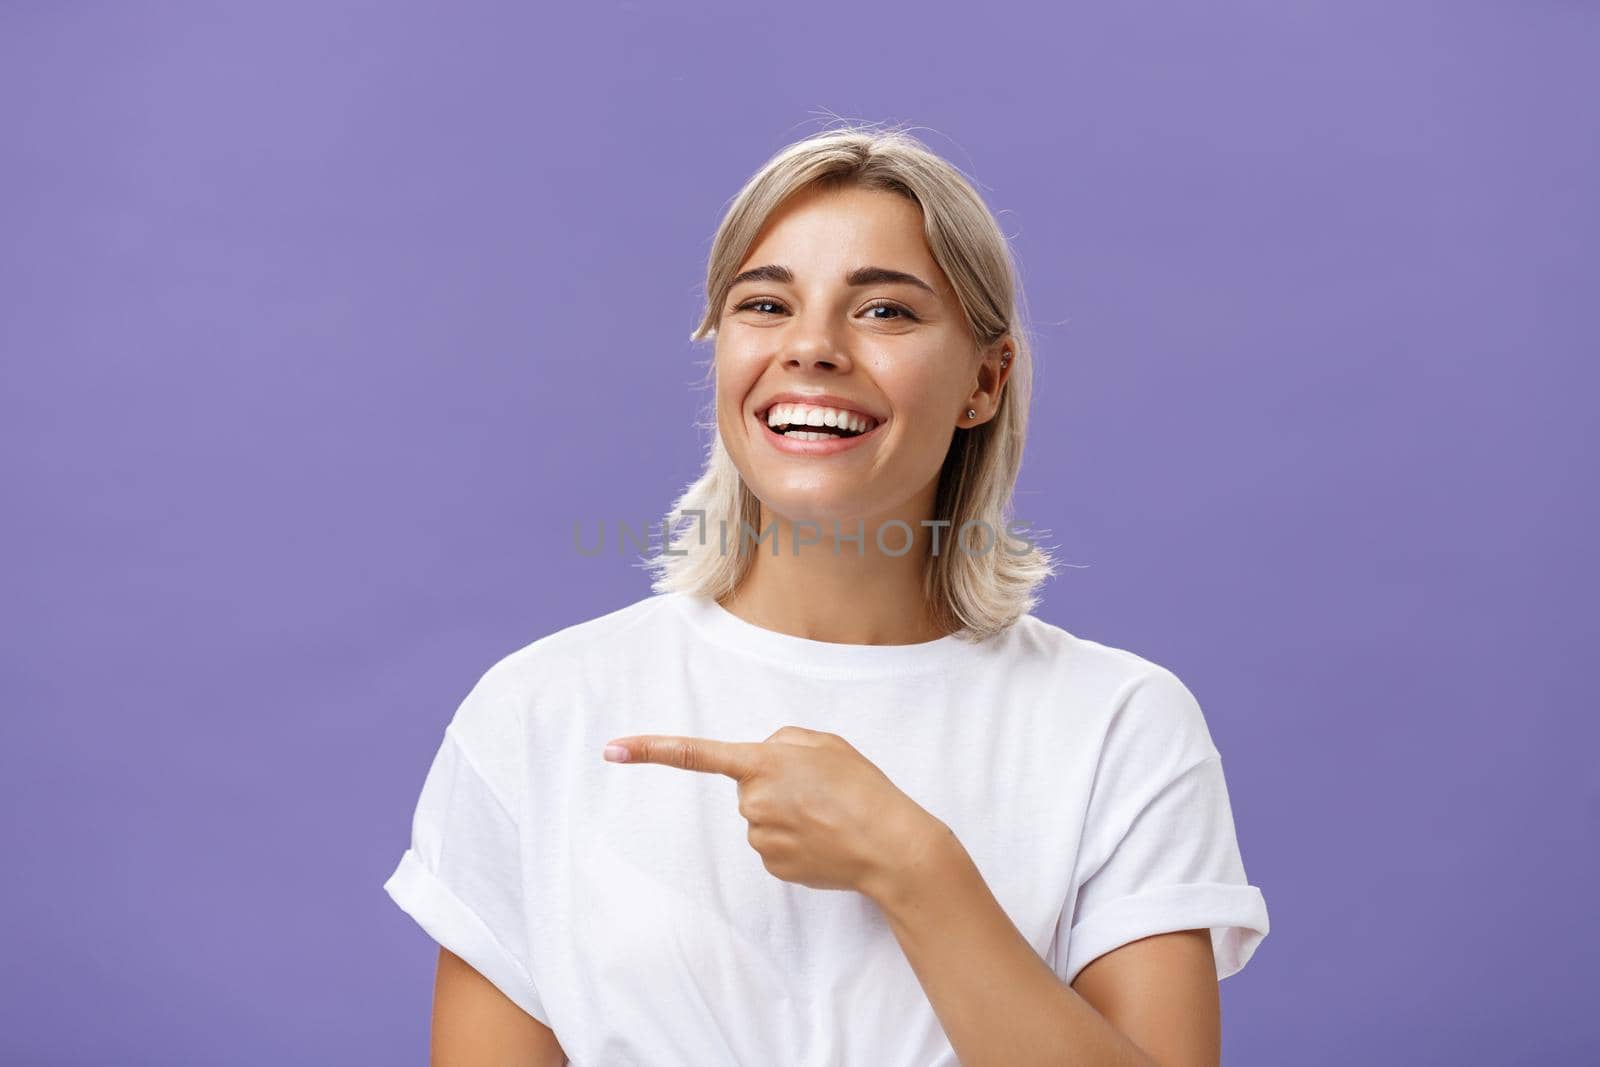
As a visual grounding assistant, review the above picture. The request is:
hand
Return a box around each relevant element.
[601,725,945,900]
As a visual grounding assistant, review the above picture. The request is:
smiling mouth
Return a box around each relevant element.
[757,406,882,440]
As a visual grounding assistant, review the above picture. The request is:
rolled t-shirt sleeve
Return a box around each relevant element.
[1057,666,1270,988]
[381,661,550,1026]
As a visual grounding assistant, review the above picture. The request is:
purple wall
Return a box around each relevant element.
[3,2,1594,1063]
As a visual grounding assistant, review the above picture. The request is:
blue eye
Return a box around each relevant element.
[864,301,918,322]
[728,297,920,323]
[732,298,785,315]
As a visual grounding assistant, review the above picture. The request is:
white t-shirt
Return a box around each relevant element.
[382,590,1269,1065]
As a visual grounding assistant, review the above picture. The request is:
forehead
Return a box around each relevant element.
[739,184,942,283]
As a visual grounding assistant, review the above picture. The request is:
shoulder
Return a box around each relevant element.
[472,591,679,707]
[441,592,676,774]
[1000,612,1192,698]
[1003,614,1220,763]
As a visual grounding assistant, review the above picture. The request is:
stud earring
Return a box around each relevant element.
[967,408,977,419]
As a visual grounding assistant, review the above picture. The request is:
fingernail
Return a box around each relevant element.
[602,744,630,762]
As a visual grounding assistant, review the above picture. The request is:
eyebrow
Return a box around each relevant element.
[727,263,938,297]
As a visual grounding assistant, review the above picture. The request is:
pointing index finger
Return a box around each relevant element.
[602,735,762,780]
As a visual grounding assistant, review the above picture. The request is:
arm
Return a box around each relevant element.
[432,947,568,1067]
[865,812,1221,1067]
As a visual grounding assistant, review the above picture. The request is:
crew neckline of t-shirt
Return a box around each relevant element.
[667,590,971,677]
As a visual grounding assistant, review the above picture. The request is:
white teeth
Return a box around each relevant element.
[763,403,877,433]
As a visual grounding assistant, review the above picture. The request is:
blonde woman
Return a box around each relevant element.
[383,124,1269,1066]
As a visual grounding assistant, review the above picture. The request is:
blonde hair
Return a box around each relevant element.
[643,122,1057,640]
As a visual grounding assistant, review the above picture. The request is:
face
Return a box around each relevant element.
[714,183,1008,533]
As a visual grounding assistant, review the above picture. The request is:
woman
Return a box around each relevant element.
[382,124,1270,1066]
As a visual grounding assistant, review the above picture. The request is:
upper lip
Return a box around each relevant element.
[754,392,886,425]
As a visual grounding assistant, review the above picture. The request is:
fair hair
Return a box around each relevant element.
[643,122,1057,640]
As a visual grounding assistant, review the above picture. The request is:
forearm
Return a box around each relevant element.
[864,817,1157,1067]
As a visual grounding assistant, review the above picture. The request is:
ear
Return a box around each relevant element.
[958,336,1014,428]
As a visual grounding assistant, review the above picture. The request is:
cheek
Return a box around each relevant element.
[875,368,966,457]
[715,349,764,410]
[876,365,958,424]
[714,359,771,447]
[890,412,956,471]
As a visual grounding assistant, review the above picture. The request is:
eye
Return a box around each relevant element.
[727,297,920,322]
[863,300,918,322]
[730,298,787,316]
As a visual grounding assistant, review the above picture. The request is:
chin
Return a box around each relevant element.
[750,486,872,530]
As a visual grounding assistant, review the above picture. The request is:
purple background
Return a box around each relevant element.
[3,2,1594,1063]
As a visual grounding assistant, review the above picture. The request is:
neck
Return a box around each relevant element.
[717,495,951,646]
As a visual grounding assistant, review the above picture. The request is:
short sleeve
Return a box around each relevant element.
[381,662,550,1025]
[1056,667,1270,987]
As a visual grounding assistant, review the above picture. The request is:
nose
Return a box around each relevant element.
[780,336,852,374]
[778,313,852,373]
